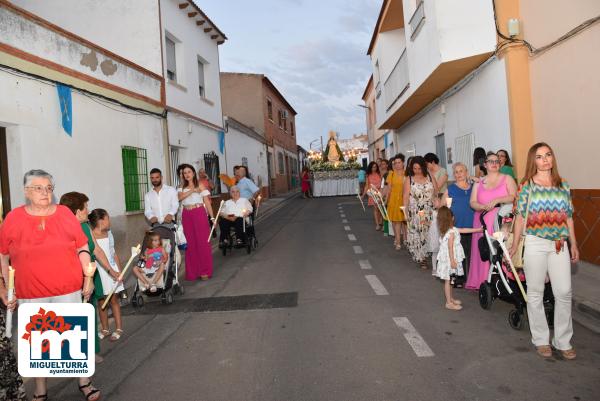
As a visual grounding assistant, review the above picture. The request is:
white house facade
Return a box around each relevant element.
[160,0,227,191]
[0,0,166,250]
[224,116,269,193]
[366,0,512,178]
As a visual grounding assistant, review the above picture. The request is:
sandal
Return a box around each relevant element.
[451,299,462,305]
[558,348,576,360]
[445,303,462,311]
[79,381,101,401]
[419,262,428,270]
[98,329,110,340]
[32,395,48,401]
[536,345,552,358]
[110,329,123,342]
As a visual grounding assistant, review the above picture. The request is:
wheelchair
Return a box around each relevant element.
[220,213,259,255]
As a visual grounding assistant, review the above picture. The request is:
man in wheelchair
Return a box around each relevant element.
[219,185,253,247]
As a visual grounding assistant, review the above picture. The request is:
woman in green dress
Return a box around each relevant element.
[59,192,113,362]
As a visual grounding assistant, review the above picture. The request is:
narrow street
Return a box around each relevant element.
[38,196,600,401]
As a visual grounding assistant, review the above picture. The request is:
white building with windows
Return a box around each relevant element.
[223,116,269,190]
[366,0,512,177]
[161,0,227,192]
[0,0,166,250]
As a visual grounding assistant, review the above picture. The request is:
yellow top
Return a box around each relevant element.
[386,171,405,222]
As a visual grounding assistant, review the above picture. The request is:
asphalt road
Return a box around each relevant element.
[39,196,600,401]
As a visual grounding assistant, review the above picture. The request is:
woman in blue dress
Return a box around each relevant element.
[444,162,475,284]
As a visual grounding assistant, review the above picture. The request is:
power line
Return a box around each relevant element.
[0,63,165,119]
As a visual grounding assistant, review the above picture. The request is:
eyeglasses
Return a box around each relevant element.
[26,185,54,193]
[485,159,500,165]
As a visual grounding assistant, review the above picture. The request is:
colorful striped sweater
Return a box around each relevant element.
[516,180,573,241]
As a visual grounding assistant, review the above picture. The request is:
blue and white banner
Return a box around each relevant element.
[56,84,73,136]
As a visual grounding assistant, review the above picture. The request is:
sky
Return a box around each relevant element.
[197,0,382,149]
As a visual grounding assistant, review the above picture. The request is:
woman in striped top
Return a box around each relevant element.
[510,142,579,360]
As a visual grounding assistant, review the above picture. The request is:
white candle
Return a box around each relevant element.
[83,262,96,294]
[5,266,14,338]
[7,265,14,291]
[446,197,453,208]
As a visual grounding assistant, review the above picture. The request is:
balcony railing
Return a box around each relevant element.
[384,49,409,111]
[409,0,425,40]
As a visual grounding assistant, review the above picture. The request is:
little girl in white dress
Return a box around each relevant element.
[434,207,481,310]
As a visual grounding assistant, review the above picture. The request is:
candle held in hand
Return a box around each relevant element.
[7,265,14,290]
[446,197,453,208]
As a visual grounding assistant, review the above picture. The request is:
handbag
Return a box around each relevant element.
[510,180,533,268]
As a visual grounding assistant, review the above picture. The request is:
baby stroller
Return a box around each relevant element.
[131,223,184,308]
[477,205,554,330]
[221,212,259,255]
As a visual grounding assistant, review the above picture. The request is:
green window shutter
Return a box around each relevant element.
[122,146,148,212]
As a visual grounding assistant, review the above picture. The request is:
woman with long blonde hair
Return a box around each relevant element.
[510,143,579,360]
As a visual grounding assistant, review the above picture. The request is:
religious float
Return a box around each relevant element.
[308,131,361,197]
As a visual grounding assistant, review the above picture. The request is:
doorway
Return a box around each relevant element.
[0,127,11,220]
[435,133,447,168]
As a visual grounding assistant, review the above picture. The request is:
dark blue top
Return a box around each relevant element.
[448,183,474,228]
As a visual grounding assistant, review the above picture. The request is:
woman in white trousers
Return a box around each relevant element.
[511,142,579,360]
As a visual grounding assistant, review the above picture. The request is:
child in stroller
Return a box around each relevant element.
[134,231,166,293]
[131,225,183,307]
[478,204,554,330]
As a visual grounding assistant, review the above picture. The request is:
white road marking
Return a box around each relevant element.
[353,245,363,254]
[393,317,435,357]
[358,260,372,270]
[340,214,346,218]
[342,219,348,223]
[344,225,351,231]
[365,275,389,295]
[348,234,357,241]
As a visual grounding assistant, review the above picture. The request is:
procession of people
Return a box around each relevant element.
[361,142,579,360]
[0,163,262,400]
[0,141,583,400]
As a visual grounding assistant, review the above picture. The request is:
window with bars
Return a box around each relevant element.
[204,151,221,195]
[170,146,180,187]
[455,133,475,176]
[121,146,149,212]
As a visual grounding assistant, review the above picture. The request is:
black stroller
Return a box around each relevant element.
[220,212,259,255]
[131,223,184,308]
[477,205,554,330]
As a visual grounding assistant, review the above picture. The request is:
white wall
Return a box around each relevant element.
[0,70,166,215]
[10,0,162,75]
[161,0,223,128]
[393,58,511,179]
[167,113,226,192]
[373,29,407,84]
[434,0,496,63]
[224,125,268,190]
[0,5,162,103]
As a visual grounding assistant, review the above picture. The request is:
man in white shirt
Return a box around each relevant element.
[219,185,253,246]
[144,168,179,225]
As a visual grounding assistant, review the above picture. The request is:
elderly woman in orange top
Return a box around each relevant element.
[0,170,101,401]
